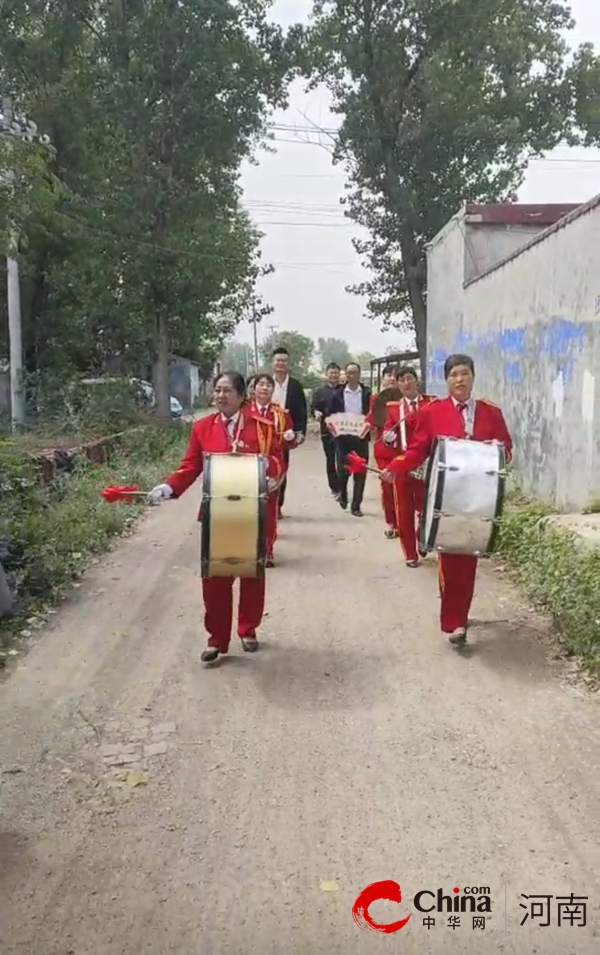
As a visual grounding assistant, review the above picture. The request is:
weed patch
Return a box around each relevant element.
[496,495,600,675]
[0,424,190,652]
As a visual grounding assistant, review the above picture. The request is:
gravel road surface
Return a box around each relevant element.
[0,437,598,954]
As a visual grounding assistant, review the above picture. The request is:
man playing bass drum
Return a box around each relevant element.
[382,365,437,565]
[380,354,512,648]
[147,372,283,666]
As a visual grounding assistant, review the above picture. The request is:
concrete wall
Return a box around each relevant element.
[426,197,600,511]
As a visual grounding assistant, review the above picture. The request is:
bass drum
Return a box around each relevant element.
[419,437,507,557]
[201,453,268,578]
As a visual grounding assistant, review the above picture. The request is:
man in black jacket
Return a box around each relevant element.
[310,362,341,497]
[328,362,372,517]
[271,346,308,513]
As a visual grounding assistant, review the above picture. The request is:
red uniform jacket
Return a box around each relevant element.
[364,393,394,462]
[383,394,438,454]
[166,410,283,515]
[250,401,296,466]
[388,396,513,475]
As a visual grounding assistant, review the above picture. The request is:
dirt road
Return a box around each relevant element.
[1,437,598,954]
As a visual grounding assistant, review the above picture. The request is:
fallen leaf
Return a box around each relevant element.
[126,770,148,788]
[320,880,340,892]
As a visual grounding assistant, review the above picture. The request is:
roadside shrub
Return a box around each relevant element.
[496,498,600,674]
[0,423,190,640]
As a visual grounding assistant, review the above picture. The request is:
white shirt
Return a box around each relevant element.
[221,410,241,441]
[451,395,474,416]
[273,375,289,408]
[404,395,419,413]
[344,384,363,416]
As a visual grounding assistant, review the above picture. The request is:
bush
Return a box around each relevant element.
[496,496,600,674]
[0,423,190,642]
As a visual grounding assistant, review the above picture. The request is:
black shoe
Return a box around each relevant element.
[241,637,259,652]
[339,497,348,510]
[266,554,275,568]
[351,507,363,517]
[201,648,220,665]
[384,528,396,539]
[406,559,420,568]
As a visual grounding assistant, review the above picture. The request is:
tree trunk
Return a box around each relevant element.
[399,237,428,388]
[154,310,171,420]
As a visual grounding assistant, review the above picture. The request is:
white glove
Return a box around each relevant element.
[283,429,296,442]
[314,410,323,420]
[147,483,174,505]
[295,433,305,445]
[267,477,279,493]
[383,430,396,444]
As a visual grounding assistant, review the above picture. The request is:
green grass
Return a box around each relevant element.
[496,492,600,675]
[0,424,191,655]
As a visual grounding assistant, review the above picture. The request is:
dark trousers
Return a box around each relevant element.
[278,447,291,508]
[336,436,368,509]
[320,433,339,493]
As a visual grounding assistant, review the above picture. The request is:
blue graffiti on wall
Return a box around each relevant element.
[428,316,588,384]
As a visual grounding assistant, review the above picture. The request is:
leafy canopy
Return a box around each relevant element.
[0,0,294,415]
[305,0,600,366]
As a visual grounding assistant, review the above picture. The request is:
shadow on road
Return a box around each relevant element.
[247,643,387,711]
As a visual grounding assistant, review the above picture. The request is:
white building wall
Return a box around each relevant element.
[426,197,600,510]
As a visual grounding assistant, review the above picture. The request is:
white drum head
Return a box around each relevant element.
[421,440,444,550]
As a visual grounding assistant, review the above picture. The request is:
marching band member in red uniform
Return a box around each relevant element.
[251,373,296,568]
[148,372,283,666]
[380,355,512,647]
[382,366,437,565]
[362,365,401,538]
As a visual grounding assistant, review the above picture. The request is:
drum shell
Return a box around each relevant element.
[419,438,506,557]
[201,453,268,578]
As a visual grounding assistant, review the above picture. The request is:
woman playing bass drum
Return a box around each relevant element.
[380,354,512,649]
[148,371,283,666]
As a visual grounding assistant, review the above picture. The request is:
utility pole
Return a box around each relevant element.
[1,95,49,430]
[251,304,260,373]
[1,96,25,428]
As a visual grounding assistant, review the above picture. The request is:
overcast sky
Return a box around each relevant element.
[238,0,600,357]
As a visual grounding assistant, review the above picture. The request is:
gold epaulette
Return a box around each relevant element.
[386,400,401,406]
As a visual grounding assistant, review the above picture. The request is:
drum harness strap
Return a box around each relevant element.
[398,396,422,452]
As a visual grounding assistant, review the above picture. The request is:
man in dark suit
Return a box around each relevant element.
[271,346,308,514]
[310,361,341,498]
[328,361,371,517]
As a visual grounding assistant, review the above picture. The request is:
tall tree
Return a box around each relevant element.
[0,1,293,415]
[318,336,352,367]
[260,329,315,381]
[306,0,600,379]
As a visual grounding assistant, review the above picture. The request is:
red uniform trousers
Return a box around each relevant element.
[393,474,425,562]
[438,553,478,632]
[374,445,397,528]
[202,577,265,651]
